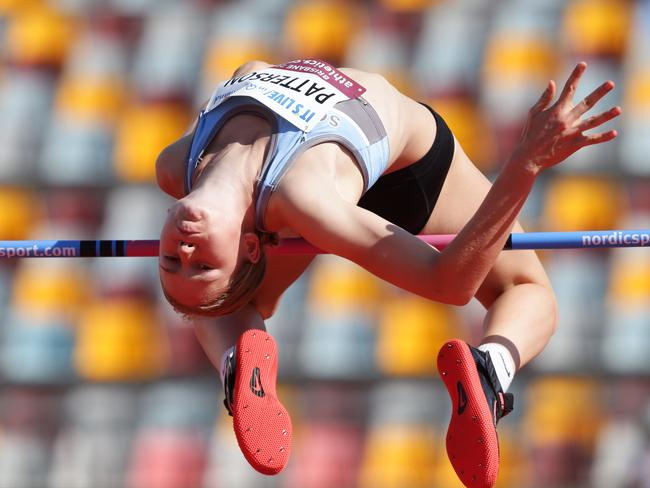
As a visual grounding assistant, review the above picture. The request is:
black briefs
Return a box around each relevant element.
[357,104,455,234]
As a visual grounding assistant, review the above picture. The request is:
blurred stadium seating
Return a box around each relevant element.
[0,1,648,487]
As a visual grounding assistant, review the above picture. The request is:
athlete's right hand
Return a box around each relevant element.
[508,62,621,174]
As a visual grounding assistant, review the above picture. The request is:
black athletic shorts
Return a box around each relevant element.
[357,104,455,234]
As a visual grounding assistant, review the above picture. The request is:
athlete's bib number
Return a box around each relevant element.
[205,59,366,132]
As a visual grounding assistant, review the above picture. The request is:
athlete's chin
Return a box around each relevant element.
[175,197,211,223]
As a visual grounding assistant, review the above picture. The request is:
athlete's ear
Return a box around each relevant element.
[242,232,261,264]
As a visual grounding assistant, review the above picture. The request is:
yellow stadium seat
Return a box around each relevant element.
[483,32,557,86]
[609,252,650,305]
[543,176,626,231]
[430,97,498,172]
[113,102,192,183]
[523,377,602,450]
[359,425,437,488]
[430,425,526,487]
[75,298,169,381]
[4,3,77,68]
[12,262,90,319]
[431,438,463,488]
[308,256,386,315]
[379,0,439,13]
[0,0,42,15]
[492,425,527,487]
[562,0,633,58]
[201,38,275,89]
[623,67,650,116]
[0,187,40,240]
[54,75,126,124]
[284,0,362,63]
[376,296,462,376]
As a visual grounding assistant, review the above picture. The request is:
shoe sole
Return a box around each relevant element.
[232,329,291,475]
[437,340,499,488]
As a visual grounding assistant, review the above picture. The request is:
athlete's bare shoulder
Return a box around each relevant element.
[156,134,192,198]
[156,62,273,199]
[337,67,403,124]
[338,67,436,166]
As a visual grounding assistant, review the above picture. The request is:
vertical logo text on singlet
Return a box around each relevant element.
[205,59,366,132]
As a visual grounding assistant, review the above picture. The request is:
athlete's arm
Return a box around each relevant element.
[279,164,537,305]
[156,61,275,198]
[155,137,190,198]
[279,63,620,305]
[190,249,313,368]
[192,303,267,371]
[156,96,214,198]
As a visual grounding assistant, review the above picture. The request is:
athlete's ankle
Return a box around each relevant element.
[219,346,235,385]
[220,346,236,415]
[478,342,515,392]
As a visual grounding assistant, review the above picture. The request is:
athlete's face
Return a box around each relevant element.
[159,198,240,308]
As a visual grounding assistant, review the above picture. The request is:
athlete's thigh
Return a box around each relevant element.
[420,141,551,306]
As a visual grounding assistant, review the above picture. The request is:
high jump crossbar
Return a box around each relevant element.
[0,230,649,258]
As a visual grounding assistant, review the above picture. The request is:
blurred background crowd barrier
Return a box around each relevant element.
[0,0,649,486]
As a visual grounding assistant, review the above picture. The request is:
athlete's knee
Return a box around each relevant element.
[518,281,558,340]
[481,279,558,338]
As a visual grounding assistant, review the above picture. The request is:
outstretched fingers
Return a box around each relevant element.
[555,62,587,108]
[530,80,556,115]
[572,104,621,150]
[570,80,616,120]
[579,129,618,147]
[574,106,622,133]
[511,61,621,171]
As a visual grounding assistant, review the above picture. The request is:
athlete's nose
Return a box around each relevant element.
[177,240,195,260]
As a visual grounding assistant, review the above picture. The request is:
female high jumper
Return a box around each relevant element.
[155,59,620,487]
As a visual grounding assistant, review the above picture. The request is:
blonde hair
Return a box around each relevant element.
[161,232,277,317]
